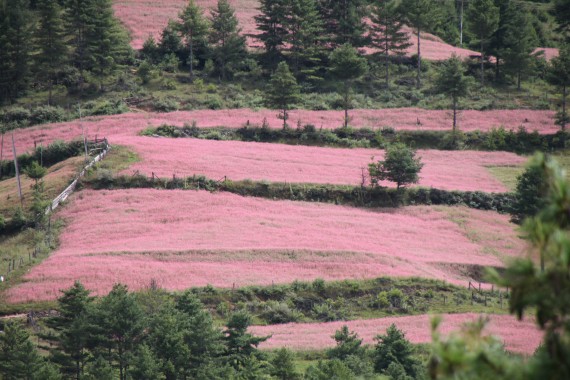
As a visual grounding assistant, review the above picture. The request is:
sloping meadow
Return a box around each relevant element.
[6,189,524,303]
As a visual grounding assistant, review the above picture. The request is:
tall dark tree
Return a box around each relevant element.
[178,0,209,80]
[255,0,289,70]
[224,311,269,372]
[0,321,43,380]
[64,0,93,76]
[547,44,570,131]
[35,0,68,104]
[208,0,247,80]
[400,0,434,88]
[267,61,300,129]
[317,0,368,47]
[435,54,473,132]
[46,281,93,380]
[327,326,366,361]
[329,43,368,128]
[554,0,570,40]
[374,324,419,377]
[0,0,33,103]
[284,0,325,80]
[369,0,411,87]
[499,5,538,90]
[466,0,499,85]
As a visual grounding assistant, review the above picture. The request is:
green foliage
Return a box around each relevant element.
[466,0,499,84]
[129,344,164,380]
[224,310,269,372]
[0,321,43,380]
[137,61,154,84]
[374,324,419,377]
[329,44,368,128]
[267,62,301,128]
[304,359,355,380]
[255,0,288,69]
[369,143,424,190]
[547,44,570,131]
[317,0,368,48]
[177,0,210,79]
[327,325,366,361]
[435,54,473,131]
[270,348,300,380]
[511,157,549,223]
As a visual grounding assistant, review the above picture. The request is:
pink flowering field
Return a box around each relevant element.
[249,313,541,355]
[7,108,556,156]
[6,189,524,303]
[117,136,524,192]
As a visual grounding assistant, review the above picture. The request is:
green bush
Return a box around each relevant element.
[30,106,66,125]
[152,98,179,112]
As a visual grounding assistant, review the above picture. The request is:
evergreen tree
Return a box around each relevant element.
[284,0,325,81]
[328,44,368,128]
[95,284,144,380]
[369,0,411,87]
[435,54,473,132]
[35,0,68,104]
[0,321,43,380]
[267,61,301,129]
[369,143,424,190]
[400,0,434,88]
[84,0,132,89]
[327,325,366,361]
[511,160,548,225]
[141,36,160,64]
[270,348,300,380]
[554,0,570,40]
[547,44,570,131]
[129,345,164,380]
[500,5,538,90]
[255,0,289,70]
[224,310,269,371]
[64,0,93,76]
[466,0,499,85]
[83,356,114,380]
[316,0,368,47]
[158,21,184,60]
[46,281,93,380]
[374,324,419,377]
[178,0,209,80]
[0,0,33,103]
[208,0,247,80]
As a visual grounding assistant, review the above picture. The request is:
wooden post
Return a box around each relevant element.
[484,295,487,306]
[478,282,481,292]
[471,291,474,305]
[500,292,503,308]
[12,133,23,207]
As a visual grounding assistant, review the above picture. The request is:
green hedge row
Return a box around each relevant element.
[86,173,515,213]
[143,123,567,154]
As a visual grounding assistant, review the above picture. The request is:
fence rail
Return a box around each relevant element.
[46,138,110,214]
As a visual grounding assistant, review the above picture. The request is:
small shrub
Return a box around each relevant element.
[30,106,66,125]
[152,98,179,112]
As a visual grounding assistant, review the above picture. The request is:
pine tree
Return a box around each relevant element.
[328,44,368,128]
[158,21,184,60]
[267,61,301,129]
[255,0,289,70]
[64,0,93,76]
[270,348,300,380]
[46,281,93,380]
[400,0,435,88]
[369,0,411,87]
[554,0,570,40]
[224,311,269,371]
[316,0,368,48]
[327,325,366,361]
[374,324,419,377]
[435,54,473,132]
[35,0,68,105]
[283,0,325,81]
[466,0,499,85]
[369,143,424,190]
[178,0,209,80]
[208,0,246,80]
[500,6,538,90]
[0,0,33,103]
[0,321,43,380]
[547,44,570,131]
[129,345,164,380]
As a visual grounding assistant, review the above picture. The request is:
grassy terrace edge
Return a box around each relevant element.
[82,172,515,213]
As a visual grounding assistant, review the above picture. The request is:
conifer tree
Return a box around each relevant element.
[329,44,368,128]
[284,0,325,81]
[547,44,570,131]
[554,0,570,40]
[224,311,269,371]
[369,0,411,87]
[0,0,33,103]
[64,0,93,76]
[35,0,68,104]
[267,61,301,129]
[208,0,246,80]
[255,0,289,70]
[317,0,368,48]
[374,324,419,377]
[178,0,209,80]
[435,54,473,132]
[400,0,434,88]
[466,0,499,85]
[0,321,43,380]
[270,348,300,380]
[501,6,538,90]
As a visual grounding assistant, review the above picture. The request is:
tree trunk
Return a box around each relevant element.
[48,79,53,106]
[416,27,421,89]
[189,37,194,81]
[517,71,521,91]
[495,56,500,81]
[480,38,485,85]
[385,15,390,87]
[453,96,457,133]
[563,84,567,132]
[0,132,4,179]
[344,82,349,128]
[283,108,287,129]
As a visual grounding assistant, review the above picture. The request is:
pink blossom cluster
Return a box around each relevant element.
[249,313,542,355]
[6,189,523,302]
[6,108,556,156]
[117,136,524,192]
